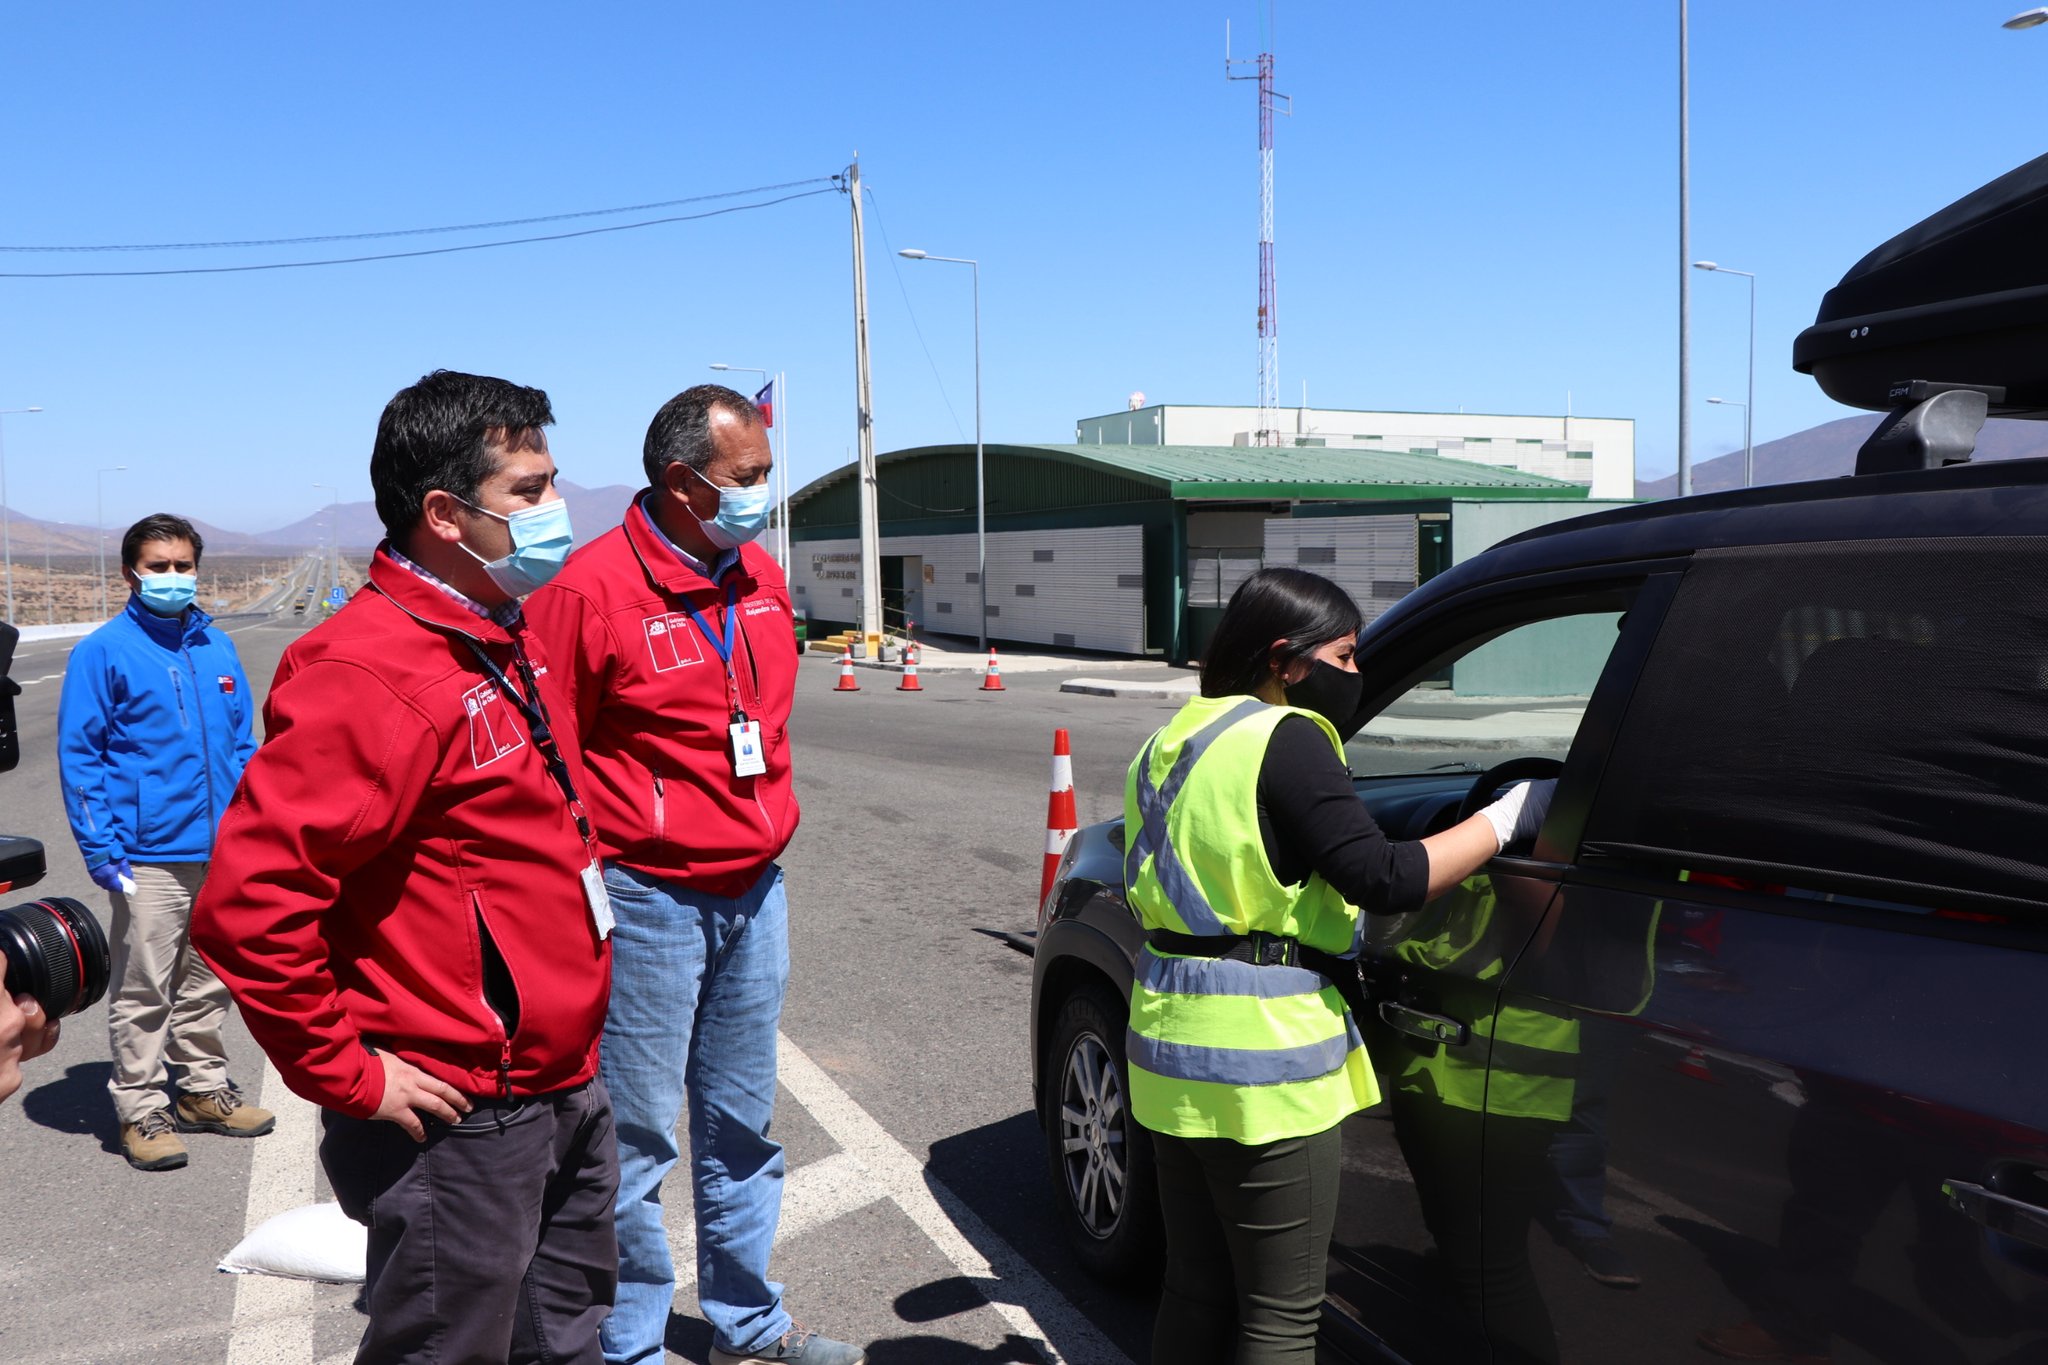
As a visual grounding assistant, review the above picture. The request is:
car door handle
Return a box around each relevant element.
[1378,1001,1470,1048]
[1942,1180,2048,1251]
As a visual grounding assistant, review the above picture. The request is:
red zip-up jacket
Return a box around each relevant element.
[524,497,799,897]
[191,549,610,1118]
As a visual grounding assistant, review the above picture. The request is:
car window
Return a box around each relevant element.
[1580,537,2048,913]
[1349,609,1627,776]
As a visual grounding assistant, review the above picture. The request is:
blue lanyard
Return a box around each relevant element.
[682,581,740,666]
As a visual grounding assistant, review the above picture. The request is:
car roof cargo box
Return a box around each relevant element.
[1793,152,2048,420]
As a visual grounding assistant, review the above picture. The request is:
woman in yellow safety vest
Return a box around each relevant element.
[1124,567,1552,1365]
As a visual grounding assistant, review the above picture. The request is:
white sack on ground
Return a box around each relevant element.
[217,1200,366,1283]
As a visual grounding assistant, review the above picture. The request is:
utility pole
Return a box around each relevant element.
[846,159,883,648]
[1678,0,1693,496]
[1228,5,1289,448]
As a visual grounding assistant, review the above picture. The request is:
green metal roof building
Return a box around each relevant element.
[787,442,1622,664]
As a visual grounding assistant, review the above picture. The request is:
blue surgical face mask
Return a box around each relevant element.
[456,495,575,598]
[136,571,197,617]
[685,463,774,551]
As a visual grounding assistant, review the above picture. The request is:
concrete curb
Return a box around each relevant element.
[1060,677,1199,700]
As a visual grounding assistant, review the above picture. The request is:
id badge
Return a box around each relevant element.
[729,719,767,777]
[580,861,614,941]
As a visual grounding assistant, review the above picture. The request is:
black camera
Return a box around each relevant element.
[0,620,112,1018]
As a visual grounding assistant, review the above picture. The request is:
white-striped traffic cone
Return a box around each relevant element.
[1040,728,1078,907]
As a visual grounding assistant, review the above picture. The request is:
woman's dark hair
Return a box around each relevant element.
[1200,567,1364,699]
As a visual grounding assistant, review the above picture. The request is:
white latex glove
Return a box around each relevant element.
[1478,779,1556,852]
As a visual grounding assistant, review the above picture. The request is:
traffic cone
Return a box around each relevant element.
[980,645,1006,692]
[833,652,861,692]
[1673,1045,1721,1085]
[1040,728,1079,907]
[897,644,924,692]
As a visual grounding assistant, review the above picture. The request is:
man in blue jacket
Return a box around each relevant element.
[59,513,272,1171]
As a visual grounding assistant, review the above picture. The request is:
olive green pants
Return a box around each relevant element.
[1150,1122,1343,1365]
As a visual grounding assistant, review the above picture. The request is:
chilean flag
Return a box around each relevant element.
[753,381,774,429]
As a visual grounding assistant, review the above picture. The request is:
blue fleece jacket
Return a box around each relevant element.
[58,597,258,868]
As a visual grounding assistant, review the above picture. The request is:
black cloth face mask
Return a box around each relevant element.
[1282,659,1364,729]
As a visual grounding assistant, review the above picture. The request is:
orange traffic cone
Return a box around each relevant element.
[897,644,924,692]
[980,645,1006,692]
[1040,728,1079,907]
[833,652,861,692]
[1673,1045,1721,1085]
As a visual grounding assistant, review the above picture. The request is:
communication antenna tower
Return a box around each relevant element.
[1227,4,1290,447]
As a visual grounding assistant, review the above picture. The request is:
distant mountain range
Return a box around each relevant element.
[1636,415,2048,498]
[0,479,640,554]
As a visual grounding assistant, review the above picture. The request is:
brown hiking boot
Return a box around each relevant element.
[176,1088,276,1137]
[121,1109,189,1171]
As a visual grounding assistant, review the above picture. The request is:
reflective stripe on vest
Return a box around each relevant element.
[1121,696,1377,1143]
[1122,697,1263,936]
[1127,1009,1366,1086]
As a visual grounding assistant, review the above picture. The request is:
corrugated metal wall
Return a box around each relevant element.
[1263,515,1419,626]
[790,526,1145,652]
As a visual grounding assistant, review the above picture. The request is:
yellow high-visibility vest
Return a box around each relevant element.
[1122,694,1375,1143]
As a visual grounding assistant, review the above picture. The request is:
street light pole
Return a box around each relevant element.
[1693,261,1757,487]
[96,465,127,620]
[898,249,986,652]
[1706,397,1749,488]
[312,483,340,598]
[1678,0,1693,497]
[0,406,44,626]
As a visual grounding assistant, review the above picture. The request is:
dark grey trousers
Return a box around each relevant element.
[320,1077,620,1365]
[1149,1122,1343,1365]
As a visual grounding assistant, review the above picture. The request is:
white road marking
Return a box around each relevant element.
[218,1035,1127,1365]
[776,1035,1135,1365]
[16,672,62,686]
[667,1148,884,1290]
[224,1059,320,1365]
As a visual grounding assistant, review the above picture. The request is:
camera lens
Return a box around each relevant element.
[0,897,111,1019]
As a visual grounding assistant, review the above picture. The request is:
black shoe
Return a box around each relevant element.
[1569,1237,1640,1288]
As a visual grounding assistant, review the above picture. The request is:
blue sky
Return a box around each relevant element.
[1,2,2044,533]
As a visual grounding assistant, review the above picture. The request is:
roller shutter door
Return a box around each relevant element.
[1263,515,1418,626]
[791,527,1145,652]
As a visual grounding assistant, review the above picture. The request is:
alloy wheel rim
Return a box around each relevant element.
[1057,1031,1127,1239]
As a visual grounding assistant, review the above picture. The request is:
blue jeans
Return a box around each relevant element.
[598,862,792,1364]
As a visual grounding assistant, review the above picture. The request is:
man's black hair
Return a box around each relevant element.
[370,370,554,542]
[122,513,205,570]
[642,384,764,487]
[1200,567,1364,699]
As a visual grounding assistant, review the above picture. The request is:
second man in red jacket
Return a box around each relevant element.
[527,385,862,1365]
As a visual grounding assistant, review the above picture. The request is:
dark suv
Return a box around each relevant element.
[1030,156,2048,1364]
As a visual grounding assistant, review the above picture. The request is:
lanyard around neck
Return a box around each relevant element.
[681,580,741,667]
[460,638,593,849]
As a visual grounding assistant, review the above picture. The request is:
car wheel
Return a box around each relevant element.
[1043,983,1162,1283]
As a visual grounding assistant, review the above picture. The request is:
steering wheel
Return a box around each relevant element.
[1454,756,1566,829]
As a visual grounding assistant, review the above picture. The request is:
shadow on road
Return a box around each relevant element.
[20,1060,121,1153]
[926,1110,1155,1363]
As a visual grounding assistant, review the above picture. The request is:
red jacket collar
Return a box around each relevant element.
[624,497,756,601]
[367,545,518,646]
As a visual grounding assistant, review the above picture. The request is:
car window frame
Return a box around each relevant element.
[1342,561,1687,875]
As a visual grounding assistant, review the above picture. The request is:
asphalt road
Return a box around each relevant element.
[0,592,1208,1365]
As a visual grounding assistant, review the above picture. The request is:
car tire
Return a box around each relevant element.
[1043,982,1162,1284]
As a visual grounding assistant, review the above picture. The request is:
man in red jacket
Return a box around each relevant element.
[193,370,617,1365]
[527,386,860,1365]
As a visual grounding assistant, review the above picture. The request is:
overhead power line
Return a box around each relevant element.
[0,177,840,252]
[0,186,842,278]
